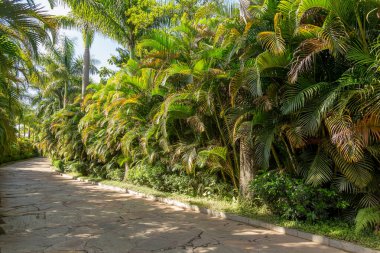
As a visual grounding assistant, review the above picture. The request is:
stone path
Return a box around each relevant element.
[0,158,346,253]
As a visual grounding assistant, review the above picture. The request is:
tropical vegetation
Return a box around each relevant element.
[0,0,55,163]
[1,0,380,246]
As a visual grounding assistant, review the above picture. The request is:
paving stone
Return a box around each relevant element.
[0,158,349,253]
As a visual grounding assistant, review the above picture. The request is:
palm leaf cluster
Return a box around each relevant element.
[0,0,55,158]
[35,0,380,232]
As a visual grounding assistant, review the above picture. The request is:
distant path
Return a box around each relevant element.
[0,158,346,253]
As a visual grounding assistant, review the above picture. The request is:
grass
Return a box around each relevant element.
[57,169,380,250]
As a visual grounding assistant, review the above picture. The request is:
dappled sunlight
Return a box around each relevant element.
[1,0,380,251]
[0,158,347,252]
[232,229,273,236]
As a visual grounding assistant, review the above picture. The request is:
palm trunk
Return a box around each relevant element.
[239,137,256,198]
[128,29,136,59]
[18,121,20,138]
[82,40,90,99]
[280,136,297,173]
[63,83,67,109]
[81,28,94,99]
[271,145,281,170]
[124,162,130,181]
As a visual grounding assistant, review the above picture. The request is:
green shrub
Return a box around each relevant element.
[0,138,38,164]
[126,164,234,199]
[65,161,88,175]
[106,166,124,181]
[52,159,64,172]
[126,164,167,190]
[163,174,193,195]
[355,207,380,234]
[250,172,349,222]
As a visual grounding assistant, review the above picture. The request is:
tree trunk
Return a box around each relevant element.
[81,28,94,99]
[239,0,252,23]
[128,31,136,60]
[124,162,130,181]
[63,83,67,109]
[82,39,90,99]
[239,137,256,198]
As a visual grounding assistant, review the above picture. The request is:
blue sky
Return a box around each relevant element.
[36,0,120,82]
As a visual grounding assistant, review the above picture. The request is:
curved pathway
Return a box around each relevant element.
[0,158,346,253]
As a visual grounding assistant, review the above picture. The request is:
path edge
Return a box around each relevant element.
[55,170,379,253]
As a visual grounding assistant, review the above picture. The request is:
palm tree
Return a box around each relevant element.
[59,0,209,59]
[136,12,243,189]
[230,0,380,200]
[0,0,55,157]
[39,37,82,109]
[60,0,139,59]
[57,14,95,98]
[34,0,380,232]
[0,0,56,58]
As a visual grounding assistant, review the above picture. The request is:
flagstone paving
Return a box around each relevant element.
[0,158,347,253]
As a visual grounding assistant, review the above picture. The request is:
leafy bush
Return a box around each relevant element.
[126,163,234,198]
[52,159,64,172]
[250,172,349,222]
[64,161,88,175]
[126,164,167,191]
[355,207,380,234]
[106,167,124,181]
[162,174,194,195]
[0,138,38,164]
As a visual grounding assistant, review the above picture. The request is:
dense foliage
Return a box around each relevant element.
[2,0,380,237]
[0,0,55,163]
[126,164,234,198]
[250,172,349,222]
[37,0,380,234]
[0,138,38,164]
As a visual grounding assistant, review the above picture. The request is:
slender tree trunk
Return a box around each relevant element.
[63,83,67,109]
[128,31,136,59]
[271,145,281,170]
[239,137,256,198]
[82,38,90,99]
[355,11,368,53]
[280,136,297,173]
[28,127,30,139]
[124,162,130,181]
[81,27,93,99]
[129,43,135,60]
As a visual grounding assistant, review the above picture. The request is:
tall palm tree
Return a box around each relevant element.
[58,0,209,59]
[60,0,138,58]
[57,14,95,98]
[40,37,82,109]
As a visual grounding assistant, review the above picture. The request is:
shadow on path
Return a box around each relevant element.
[0,158,346,253]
